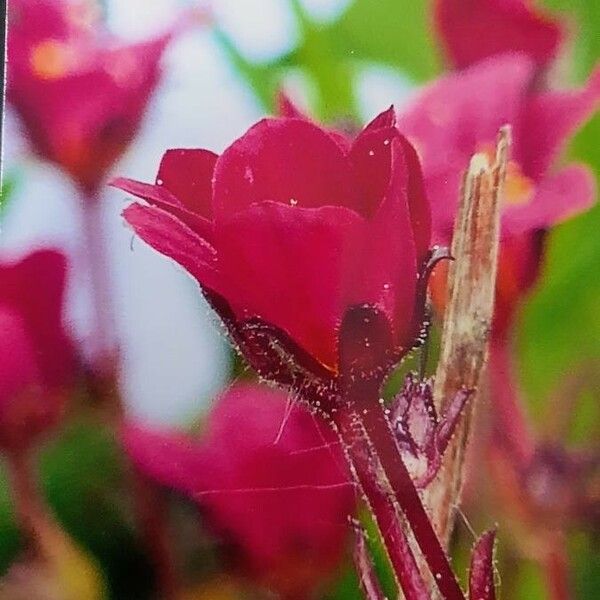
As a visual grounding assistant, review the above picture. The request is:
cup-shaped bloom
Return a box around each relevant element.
[123,383,354,597]
[397,53,599,335]
[0,250,75,452]
[112,108,433,396]
[7,0,181,194]
[434,0,564,70]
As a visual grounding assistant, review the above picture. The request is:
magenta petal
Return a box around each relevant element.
[215,201,365,370]
[349,125,399,218]
[212,118,360,217]
[397,54,535,236]
[435,0,563,70]
[123,203,221,292]
[345,139,418,348]
[111,176,213,240]
[122,422,207,498]
[518,68,600,179]
[468,530,497,600]
[0,250,73,389]
[397,136,432,265]
[111,176,182,207]
[156,149,218,219]
[502,164,596,236]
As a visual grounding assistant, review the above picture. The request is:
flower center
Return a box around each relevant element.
[30,40,75,79]
[482,145,534,206]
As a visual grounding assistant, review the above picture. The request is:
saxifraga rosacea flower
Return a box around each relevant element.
[123,383,354,598]
[112,107,438,410]
[0,250,74,452]
[114,107,498,600]
[7,0,181,194]
[397,53,599,335]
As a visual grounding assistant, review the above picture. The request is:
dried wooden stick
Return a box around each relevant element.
[424,127,510,547]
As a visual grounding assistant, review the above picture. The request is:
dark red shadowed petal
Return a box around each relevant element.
[338,306,394,379]
[345,138,420,350]
[111,177,213,240]
[215,201,365,371]
[502,164,596,237]
[468,530,497,600]
[212,118,360,217]
[156,149,218,219]
[517,68,600,180]
[435,0,563,70]
[122,203,221,291]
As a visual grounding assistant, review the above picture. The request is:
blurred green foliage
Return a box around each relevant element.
[0,172,19,218]
[0,418,154,599]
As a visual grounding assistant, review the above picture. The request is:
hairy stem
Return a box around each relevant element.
[337,396,462,600]
[340,404,432,600]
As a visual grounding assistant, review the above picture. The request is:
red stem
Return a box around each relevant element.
[336,373,464,600]
[488,339,535,467]
[339,407,431,600]
[358,403,464,600]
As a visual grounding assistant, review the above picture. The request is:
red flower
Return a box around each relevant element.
[112,108,434,395]
[0,250,75,452]
[123,383,354,597]
[7,0,181,194]
[397,54,599,334]
[434,0,564,70]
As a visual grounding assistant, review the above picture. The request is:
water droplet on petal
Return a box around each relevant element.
[156,178,163,185]
[289,197,298,206]
[368,150,375,157]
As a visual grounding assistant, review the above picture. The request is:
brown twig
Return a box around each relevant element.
[424,127,509,547]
